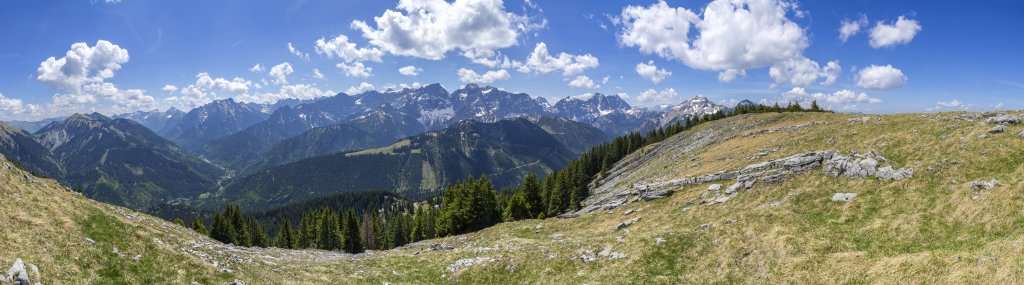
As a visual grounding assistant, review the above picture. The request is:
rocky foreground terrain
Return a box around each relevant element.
[3,111,1024,284]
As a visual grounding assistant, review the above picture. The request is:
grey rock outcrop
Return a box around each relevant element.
[984,114,1021,125]
[989,125,1005,134]
[831,193,857,202]
[580,150,913,213]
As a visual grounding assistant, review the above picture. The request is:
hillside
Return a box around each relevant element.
[210,117,604,210]
[4,111,1024,284]
[34,113,224,209]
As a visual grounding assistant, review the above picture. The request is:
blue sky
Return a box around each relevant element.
[0,0,1021,120]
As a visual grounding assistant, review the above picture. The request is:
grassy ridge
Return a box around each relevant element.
[3,111,1024,284]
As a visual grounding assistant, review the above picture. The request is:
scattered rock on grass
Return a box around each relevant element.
[970,179,999,190]
[984,114,1021,125]
[831,193,857,202]
[989,125,1005,134]
[615,217,641,231]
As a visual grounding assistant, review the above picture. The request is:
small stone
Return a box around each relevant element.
[831,193,857,202]
[700,223,713,230]
[655,237,665,245]
[230,279,247,285]
[977,134,989,140]
[6,259,28,284]
[707,184,722,191]
[615,217,641,231]
[989,125,1005,134]
[534,224,543,233]
[970,179,999,190]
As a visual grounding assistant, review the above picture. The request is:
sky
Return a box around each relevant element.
[0,0,1022,121]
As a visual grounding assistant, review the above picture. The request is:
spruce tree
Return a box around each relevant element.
[173,218,186,227]
[342,209,363,253]
[520,173,543,218]
[190,218,208,236]
[275,220,296,249]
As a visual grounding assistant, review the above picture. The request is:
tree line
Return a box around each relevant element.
[175,101,828,253]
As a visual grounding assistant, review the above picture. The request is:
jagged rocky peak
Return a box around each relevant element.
[553,93,632,114]
[639,96,724,130]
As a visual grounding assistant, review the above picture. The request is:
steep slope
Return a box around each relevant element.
[255,124,384,170]
[211,118,599,210]
[525,115,611,154]
[35,113,223,209]
[162,99,270,150]
[5,111,1024,284]
[0,122,63,178]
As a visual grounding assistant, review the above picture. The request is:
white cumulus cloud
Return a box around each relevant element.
[0,92,25,115]
[235,84,335,104]
[36,40,130,93]
[313,68,325,80]
[288,43,310,61]
[774,87,880,110]
[351,0,536,60]
[769,57,841,86]
[337,62,372,78]
[635,60,671,84]
[399,65,422,76]
[635,88,680,106]
[839,15,868,42]
[717,69,746,83]
[869,16,921,48]
[457,68,510,84]
[269,62,294,84]
[616,0,807,72]
[856,64,907,90]
[162,85,178,92]
[345,82,376,95]
[517,42,599,76]
[166,73,252,109]
[249,63,264,73]
[314,35,384,62]
[568,75,597,89]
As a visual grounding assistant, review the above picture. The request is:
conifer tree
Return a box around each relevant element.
[275,220,296,249]
[342,209,363,253]
[190,218,208,236]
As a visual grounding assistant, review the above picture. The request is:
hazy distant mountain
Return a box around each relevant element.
[210,117,606,210]
[35,113,223,209]
[113,107,185,134]
[162,99,271,150]
[3,117,65,133]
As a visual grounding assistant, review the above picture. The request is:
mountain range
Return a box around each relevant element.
[2,83,734,213]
